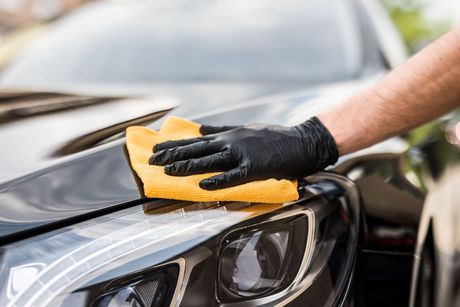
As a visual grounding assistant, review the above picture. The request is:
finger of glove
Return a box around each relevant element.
[165,150,235,176]
[199,167,248,190]
[149,140,219,165]
[199,125,240,135]
[153,137,205,153]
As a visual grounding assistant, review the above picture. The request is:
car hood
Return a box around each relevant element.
[0,77,375,242]
[0,82,314,183]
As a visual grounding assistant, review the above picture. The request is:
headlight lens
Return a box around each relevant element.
[220,230,289,295]
[218,216,309,301]
[95,287,142,307]
[91,265,178,307]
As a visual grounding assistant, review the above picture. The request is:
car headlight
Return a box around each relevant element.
[0,175,359,307]
[218,216,308,300]
[91,265,178,307]
[220,229,291,296]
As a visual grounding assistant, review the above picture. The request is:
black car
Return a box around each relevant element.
[0,0,455,307]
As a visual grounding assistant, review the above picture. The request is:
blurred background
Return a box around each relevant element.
[0,0,458,99]
[1,0,457,56]
[0,0,91,69]
[0,0,458,87]
[381,0,458,51]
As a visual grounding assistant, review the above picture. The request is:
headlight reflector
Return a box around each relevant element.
[218,216,309,301]
[220,229,289,296]
[91,265,178,307]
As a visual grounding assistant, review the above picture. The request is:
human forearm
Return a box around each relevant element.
[320,26,460,155]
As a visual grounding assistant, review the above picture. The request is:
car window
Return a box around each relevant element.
[0,0,363,88]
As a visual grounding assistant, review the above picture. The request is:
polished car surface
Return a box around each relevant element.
[0,79,368,241]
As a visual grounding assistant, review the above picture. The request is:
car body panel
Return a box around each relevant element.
[0,77,376,242]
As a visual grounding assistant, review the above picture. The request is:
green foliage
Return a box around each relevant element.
[380,0,451,53]
[380,1,454,150]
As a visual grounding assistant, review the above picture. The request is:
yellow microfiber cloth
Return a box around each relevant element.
[125,117,299,203]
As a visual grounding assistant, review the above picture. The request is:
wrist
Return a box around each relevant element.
[297,117,339,169]
[318,92,375,155]
[318,112,348,156]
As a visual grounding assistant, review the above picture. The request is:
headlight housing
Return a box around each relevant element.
[0,175,359,307]
[218,216,308,301]
[90,265,178,307]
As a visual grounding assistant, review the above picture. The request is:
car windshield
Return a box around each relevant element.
[0,0,362,88]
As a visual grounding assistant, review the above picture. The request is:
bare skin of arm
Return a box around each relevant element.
[319,26,460,155]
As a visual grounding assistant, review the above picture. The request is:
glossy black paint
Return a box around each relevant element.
[328,122,436,306]
[336,151,424,251]
[0,144,140,241]
[337,111,460,307]
[335,150,425,306]
[0,91,177,183]
[0,87,349,242]
[353,250,413,307]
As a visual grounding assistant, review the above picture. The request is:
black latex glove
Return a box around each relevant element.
[149,117,339,190]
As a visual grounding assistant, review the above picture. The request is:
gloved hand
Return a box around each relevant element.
[149,117,339,190]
